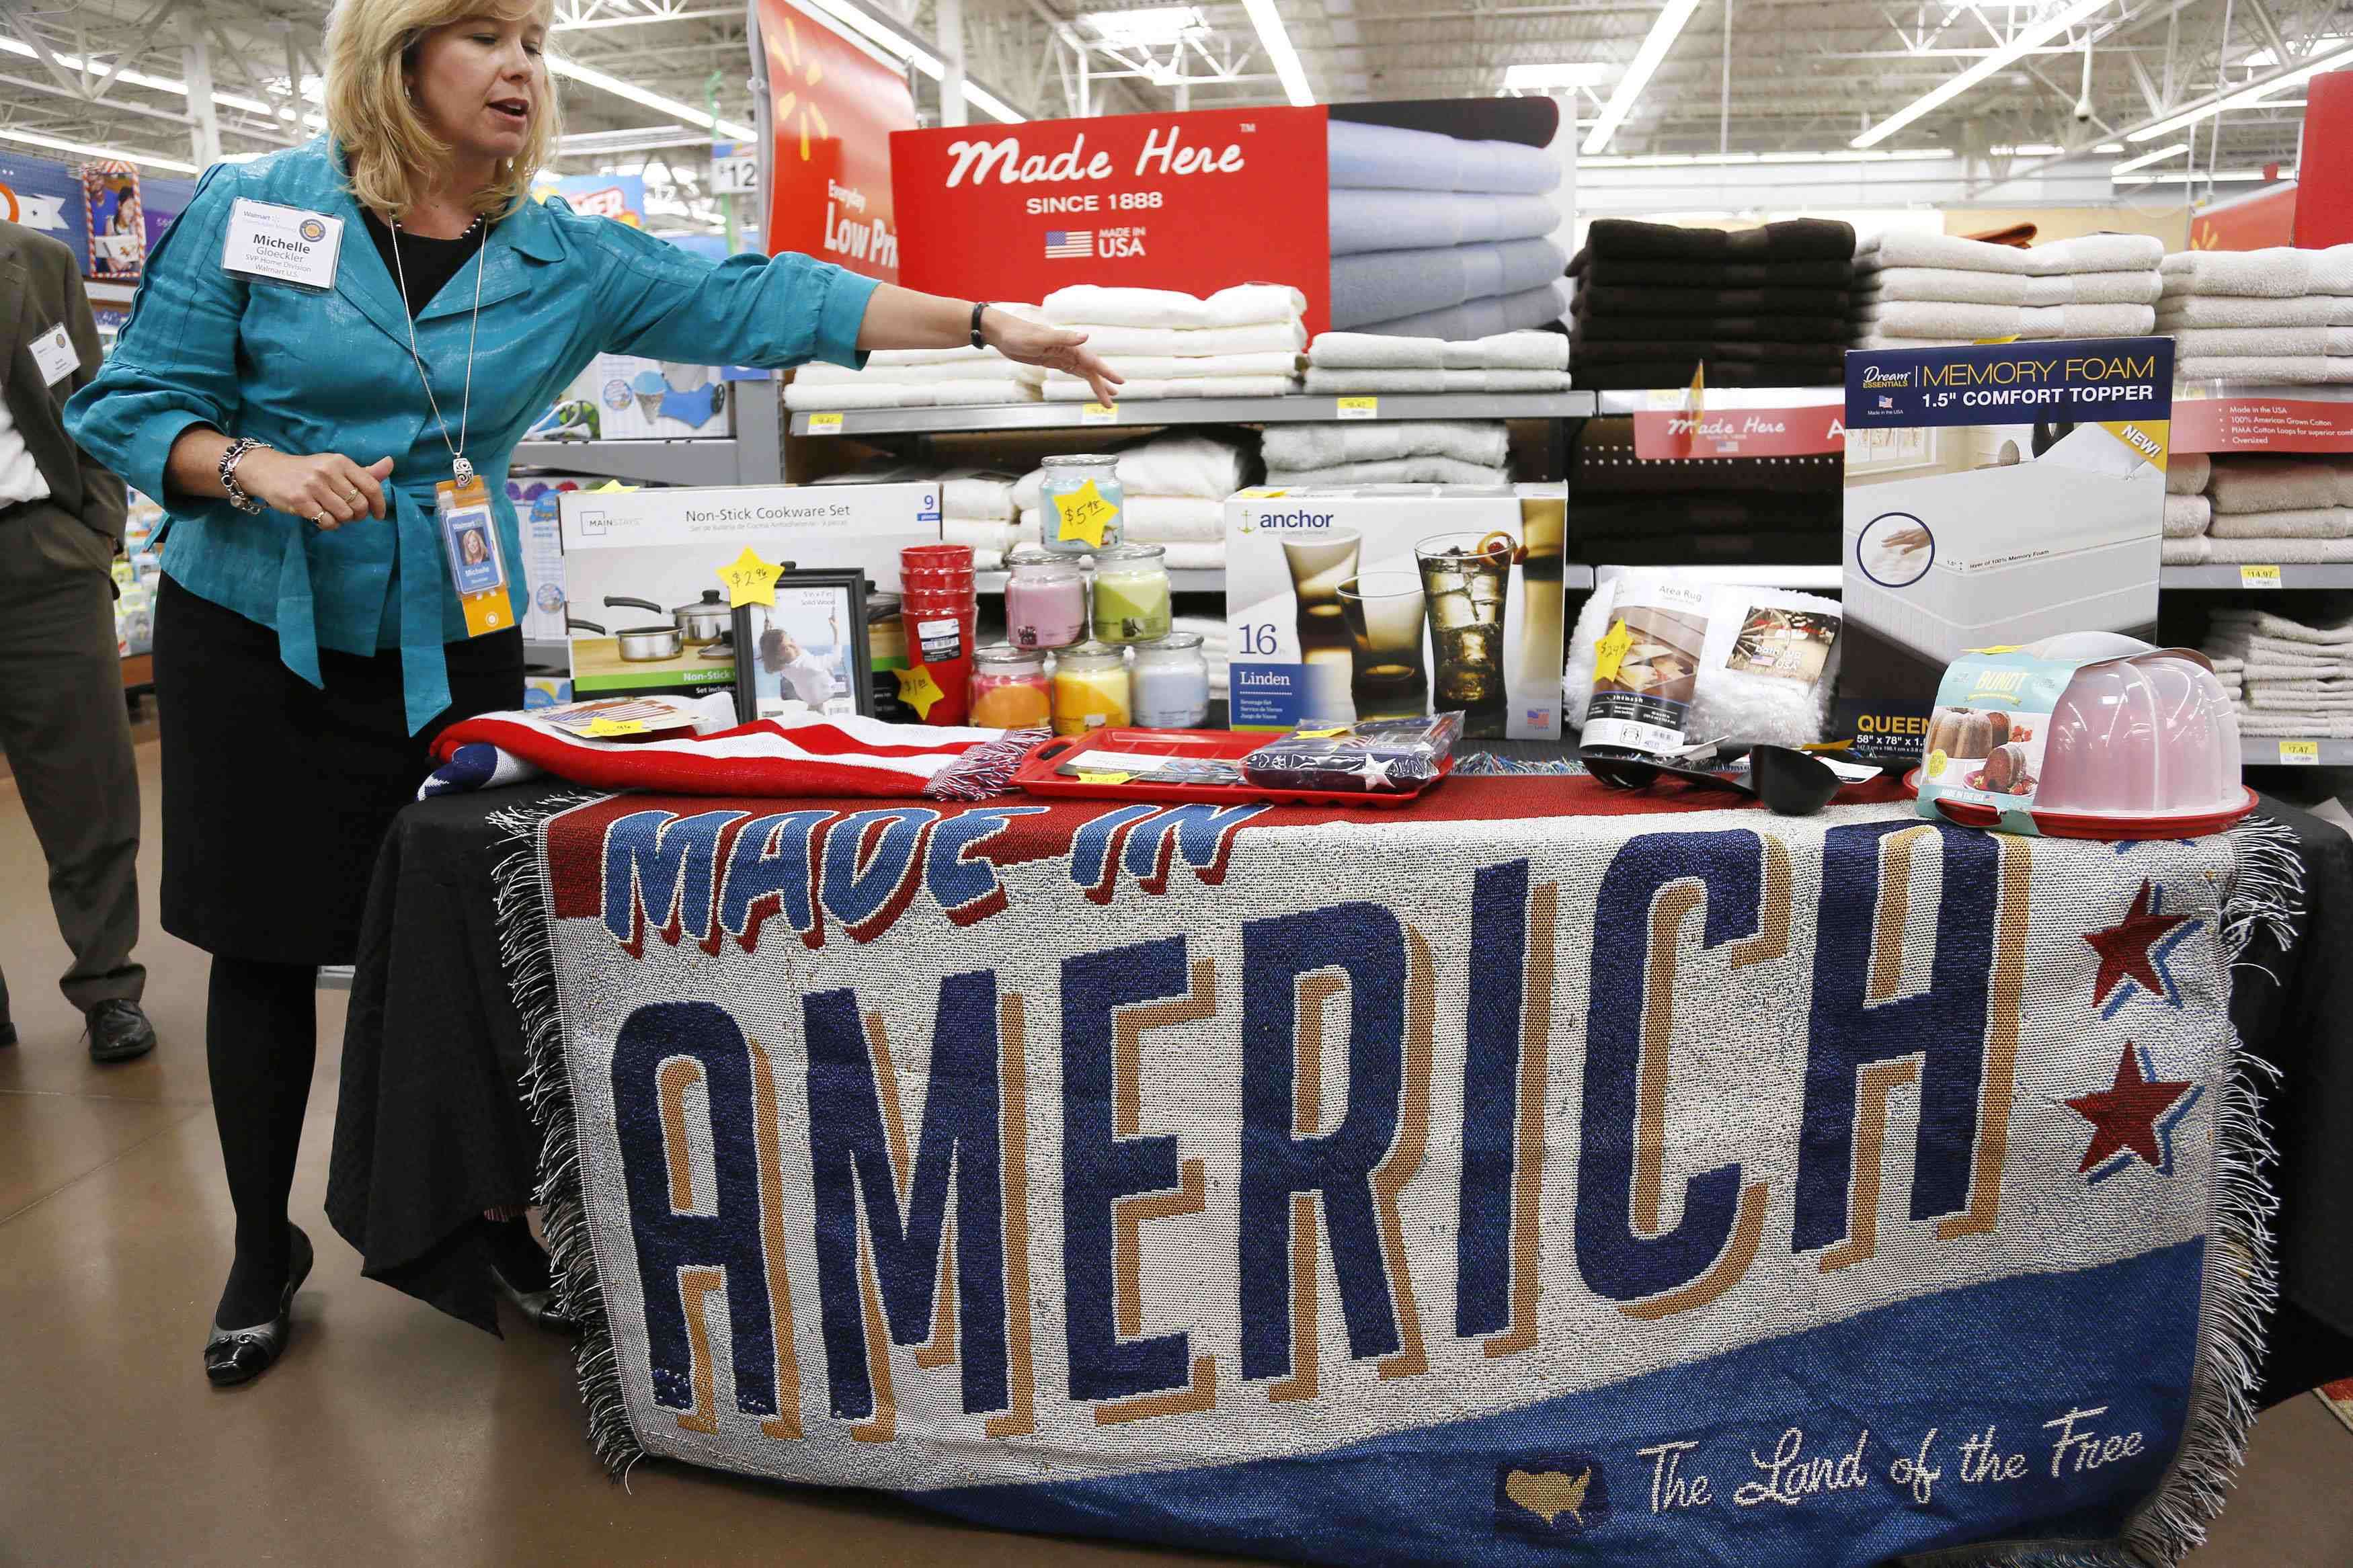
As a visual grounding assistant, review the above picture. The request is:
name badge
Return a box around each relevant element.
[221,198,344,289]
[437,477,514,637]
[30,323,79,386]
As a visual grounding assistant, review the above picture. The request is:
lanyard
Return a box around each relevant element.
[387,213,487,487]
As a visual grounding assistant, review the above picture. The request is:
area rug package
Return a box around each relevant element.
[1841,337,2172,712]
[557,483,941,696]
[1224,485,1566,739]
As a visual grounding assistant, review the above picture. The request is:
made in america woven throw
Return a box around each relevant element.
[501,782,2288,1567]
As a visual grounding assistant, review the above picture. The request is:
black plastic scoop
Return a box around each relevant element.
[1749,745,1849,816]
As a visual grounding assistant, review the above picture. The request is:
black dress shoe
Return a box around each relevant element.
[492,1265,578,1333]
[85,999,156,1064]
[205,1226,314,1388]
[0,1019,16,1048]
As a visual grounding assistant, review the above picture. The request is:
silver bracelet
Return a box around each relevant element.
[220,436,272,515]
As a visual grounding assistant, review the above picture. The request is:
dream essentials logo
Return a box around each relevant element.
[298,217,327,243]
[1496,1454,1609,1540]
[1859,365,1911,390]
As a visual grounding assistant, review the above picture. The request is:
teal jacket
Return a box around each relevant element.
[67,138,878,732]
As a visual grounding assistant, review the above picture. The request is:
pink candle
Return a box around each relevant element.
[1004,548,1088,651]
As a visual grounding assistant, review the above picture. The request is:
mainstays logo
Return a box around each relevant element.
[943,126,1246,187]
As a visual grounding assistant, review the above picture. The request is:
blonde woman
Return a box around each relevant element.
[67,0,1117,1388]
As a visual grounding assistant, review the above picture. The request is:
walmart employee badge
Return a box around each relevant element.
[221,197,344,289]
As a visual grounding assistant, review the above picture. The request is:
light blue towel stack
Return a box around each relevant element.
[1326,120,1570,337]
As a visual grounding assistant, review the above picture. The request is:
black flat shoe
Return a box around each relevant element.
[85,999,156,1064]
[205,1226,314,1388]
[491,1265,577,1333]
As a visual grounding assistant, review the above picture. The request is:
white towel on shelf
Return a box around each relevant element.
[2194,536,2353,563]
[2163,494,2212,538]
[1267,456,1509,488]
[2177,356,2353,384]
[2233,710,2353,737]
[1864,232,2163,276]
[2247,690,2353,710]
[2159,245,2353,298]
[1855,300,2156,341]
[1043,374,1297,401]
[941,518,1019,565]
[1087,352,1304,380]
[2207,507,2353,540]
[1043,283,1306,331]
[1862,267,2163,307]
[1261,420,1509,470]
[2166,452,2210,495]
[1077,321,1308,358]
[1014,502,1230,548]
[2169,326,2353,358]
[1306,331,1569,371]
[1301,367,1572,394]
[934,379,1045,406]
[1014,436,1250,511]
[937,469,1019,521]
[794,358,1044,386]
[2207,457,2353,513]
[2163,536,2210,565]
[1158,542,1226,571]
[2155,294,2353,329]
[785,378,1042,410]
[2208,610,2353,645]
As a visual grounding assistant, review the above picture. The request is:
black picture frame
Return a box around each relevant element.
[731,569,872,725]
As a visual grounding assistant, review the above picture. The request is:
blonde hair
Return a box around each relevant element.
[324,0,561,220]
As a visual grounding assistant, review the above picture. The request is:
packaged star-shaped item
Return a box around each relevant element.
[1239,713,1465,797]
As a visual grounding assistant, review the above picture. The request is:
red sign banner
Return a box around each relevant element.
[758,0,914,282]
[891,107,1331,332]
[1632,403,1846,460]
[2173,394,2353,453]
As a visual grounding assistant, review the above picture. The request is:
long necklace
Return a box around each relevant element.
[388,210,488,487]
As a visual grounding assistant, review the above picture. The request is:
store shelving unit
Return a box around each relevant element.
[787,391,1593,438]
[511,376,785,487]
[2161,565,2353,589]
[2244,738,2353,767]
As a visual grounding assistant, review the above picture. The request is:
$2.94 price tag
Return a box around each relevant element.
[805,411,844,435]
[2278,740,2321,766]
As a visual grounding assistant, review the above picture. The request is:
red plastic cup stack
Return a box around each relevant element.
[899,543,978,726]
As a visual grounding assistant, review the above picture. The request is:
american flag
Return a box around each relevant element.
[1045,229,1094,259]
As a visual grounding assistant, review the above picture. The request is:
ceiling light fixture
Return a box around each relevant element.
[1853,0,2114,149]
[1240,0,1314,107]
[1083,7,1204,46]
[794,0,1029,120]
[2126,42,2353,140]
[545,56,756,141]
[1582,0,1704,155]
[1989,142,2068,155]
[2109,140,2188,175]
[0,35,322,128]
[2095,140,2124,152]
[1581,147,1952,167]
[0,124,197,172]
[2116,167,2284,185]
[1503,61,1610,91]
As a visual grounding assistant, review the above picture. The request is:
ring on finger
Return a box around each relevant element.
[313,509,332,528]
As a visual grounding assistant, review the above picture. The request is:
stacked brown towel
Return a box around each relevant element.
[1568,417,1841,563]
[1568,218,1864,390]
[2160,245,2353,382]
[2160,454,2353,565]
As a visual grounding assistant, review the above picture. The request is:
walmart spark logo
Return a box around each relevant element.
[766,14,830,161]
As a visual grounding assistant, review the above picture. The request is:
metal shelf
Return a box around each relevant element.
[510,438,743,486]
[791,392,1594,437]
[2161,565,2353,589]
[2243,737,2353,766]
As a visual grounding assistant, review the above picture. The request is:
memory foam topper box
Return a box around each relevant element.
[1843,337,2172,679]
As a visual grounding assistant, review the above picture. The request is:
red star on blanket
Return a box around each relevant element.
[2082,880,2192,1009]
[2067,1043,2194,1175]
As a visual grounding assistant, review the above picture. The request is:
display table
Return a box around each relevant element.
[327,774,2351,1568]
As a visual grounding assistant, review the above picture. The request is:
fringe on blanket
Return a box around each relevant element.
[1452,751,1583,776]
[489,788,650,1481]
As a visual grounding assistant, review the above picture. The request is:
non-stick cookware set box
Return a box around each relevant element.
[557,483,943,697]
[1223,485,1567,742]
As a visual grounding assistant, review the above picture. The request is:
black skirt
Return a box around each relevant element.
[154,575,523,964]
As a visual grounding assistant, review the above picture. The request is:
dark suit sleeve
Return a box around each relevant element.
[56,253,128,542]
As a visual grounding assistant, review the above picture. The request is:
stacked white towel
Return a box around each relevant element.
[2159,245,2353,382]
[1012,434,1252,570]
[810,464,1024,569]
[2202,610,2353,737]
[1261,419,1513,489]
[785,305,1050,411]
[1302,330,1570,395]
[1850,233,2164,349]
[1041,284,1305,401]
[2159,454,2353,565]
[1171,614,1232,698]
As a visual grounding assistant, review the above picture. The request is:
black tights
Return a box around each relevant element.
[206,955,317,1327]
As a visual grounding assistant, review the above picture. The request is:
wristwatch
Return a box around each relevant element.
[969,301,991,350]
[220,436,273,515]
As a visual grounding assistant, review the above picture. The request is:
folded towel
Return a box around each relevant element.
[1582,216,1858,263]
[1118,436,1252,501]
[2159,245,2353,298]
[2194,537,2353,563]
[1043,283,1306,331]
[2207,457,2353,514]
[1301,367,1574,394]
[1158,541,1227,571]
[2164,494,2212,538]
[1307,331,1569,371]
[2177,355,2353,384]
[935,380,1045,406]
[1043,374,1296,401]
[1859,267,2162,307]
[1566,358,1839,390]
[1014,498,1229,542]
[1856,300,2156,340]
[1326,118,1563,195]
[1262,419,1509,470]
[2163,536,2210,564]
[1329,188,1562,256]
[1084,352,1304,380]
[1267,457,1509,488]
[941,518,1018,558]
[1863,231,2165,276]
[1575,282,1856,317]
[2208,507,2353,540]
[1353,282,1570,341]
[2209,636,2347,667]
[2208,610,2353,645]
[1077,321,1308,358]
[939,468,1019,522]
[793,358,1043,386]
[1330,238,1570,330]
[2169,326,2353,358]
[2155,294,2353,329]
[785,377,1042,410]
[2233,711,2353,738]
[1569,253,1860,289]
[2167,452,2210,495]
[1570,308,1853,345]
[2247,690,2353,710]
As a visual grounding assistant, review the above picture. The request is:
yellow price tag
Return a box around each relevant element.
[1336,397,1378,421]
[1080,403,1118,426]
[2239,564,2283,589]
[580,716,649,739]
[1592,618,1634,684]
[806,411,844,435]
[717,545,781,608]
[1293,727,1348,739]
[1076,770,1134,785]
[2279,740,2321,766]
[895,663,946,719]
[1052,479,1117,548]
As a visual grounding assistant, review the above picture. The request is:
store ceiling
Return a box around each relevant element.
[0,0,2333,209]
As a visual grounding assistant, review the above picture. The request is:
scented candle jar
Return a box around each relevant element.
[1004,549,1088,650]
[1051,642,1131,736]
[1090,544,1172,644]
[1129,631,1209,729]
[1038,454,1123,556]
[968,645,1053,729]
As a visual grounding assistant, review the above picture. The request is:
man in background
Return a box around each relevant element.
[0,216,155,1063]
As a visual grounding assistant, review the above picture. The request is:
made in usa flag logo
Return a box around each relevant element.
[1877,394,1897,409]
[1045,229,1094,259]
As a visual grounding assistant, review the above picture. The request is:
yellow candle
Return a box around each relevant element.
[1051,643,1131,737]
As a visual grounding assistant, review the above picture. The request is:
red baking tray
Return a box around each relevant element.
[1013,729,1451,809]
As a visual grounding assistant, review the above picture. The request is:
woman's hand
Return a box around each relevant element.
[239,451,395,529]
[983,309,1124,405]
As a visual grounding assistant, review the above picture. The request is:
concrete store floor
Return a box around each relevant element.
[3,734,2350,1565]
